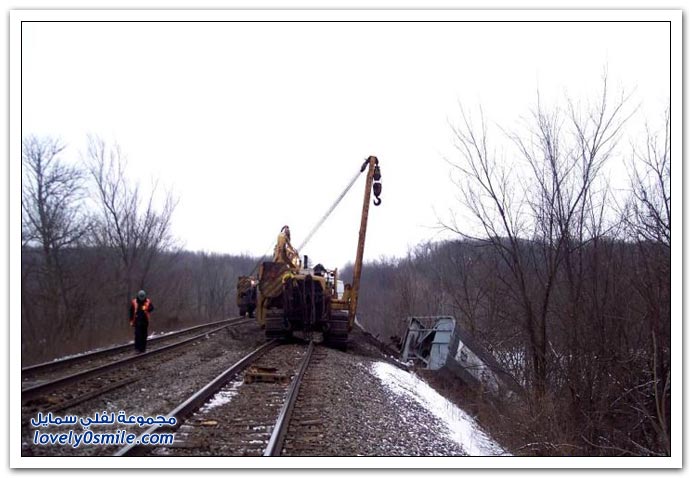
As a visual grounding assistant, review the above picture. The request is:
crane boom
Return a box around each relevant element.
[349,156,380,327]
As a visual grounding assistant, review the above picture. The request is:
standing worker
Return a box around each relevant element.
[129,290,155,353]
[273,225,301,270]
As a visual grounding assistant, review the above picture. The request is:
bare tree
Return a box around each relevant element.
[22,136,88,256]
[627,108,671,247]
[445,78,630,396]
[21,135,90,341]
[624,106,671,455]
[85,135,178,302]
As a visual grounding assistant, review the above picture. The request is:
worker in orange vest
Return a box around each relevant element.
[129,290,155,353]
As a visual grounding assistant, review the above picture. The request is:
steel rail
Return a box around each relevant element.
[44,377,139,413]
[21,322,249,402]
[22,316,247,376]
[114,340,278,456]
[263,341,315,456]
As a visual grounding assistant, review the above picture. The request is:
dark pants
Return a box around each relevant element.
[134,316,149,352]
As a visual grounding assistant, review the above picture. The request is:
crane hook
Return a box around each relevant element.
[373,177,382,206]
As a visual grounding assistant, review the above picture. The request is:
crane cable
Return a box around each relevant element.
[296,165,365,252]
[246,159,368,277]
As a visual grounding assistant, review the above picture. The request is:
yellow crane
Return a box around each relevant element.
[243,156,382,349]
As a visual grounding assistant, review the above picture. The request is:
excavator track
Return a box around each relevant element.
[324,311,349,350]
[265,309,290,340]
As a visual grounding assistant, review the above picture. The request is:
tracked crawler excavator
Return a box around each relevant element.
[240,156,382,349]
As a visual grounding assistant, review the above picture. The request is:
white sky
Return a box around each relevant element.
[21,19,671,268]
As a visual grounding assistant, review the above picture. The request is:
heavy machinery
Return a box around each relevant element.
[255,156,382,349]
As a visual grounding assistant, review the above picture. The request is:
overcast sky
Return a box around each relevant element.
[21,19,671,268]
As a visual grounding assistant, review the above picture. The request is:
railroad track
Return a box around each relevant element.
[278,345,329,456]
[264,341,315,456]
[22,317,247,380]
[21,319,252,411]
[115,340,316,457]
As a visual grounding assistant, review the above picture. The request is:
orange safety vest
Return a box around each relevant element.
[131,298,152,321]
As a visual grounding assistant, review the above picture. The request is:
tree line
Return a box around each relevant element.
[353,80,670,456]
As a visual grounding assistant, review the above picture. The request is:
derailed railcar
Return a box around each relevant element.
[400,316,523,398]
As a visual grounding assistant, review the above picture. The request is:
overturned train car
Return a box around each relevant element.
[400,316,523,398]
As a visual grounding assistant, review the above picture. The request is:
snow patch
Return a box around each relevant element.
[370,361,510,456]
[200,379,244,412]
[51,346,104,361]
